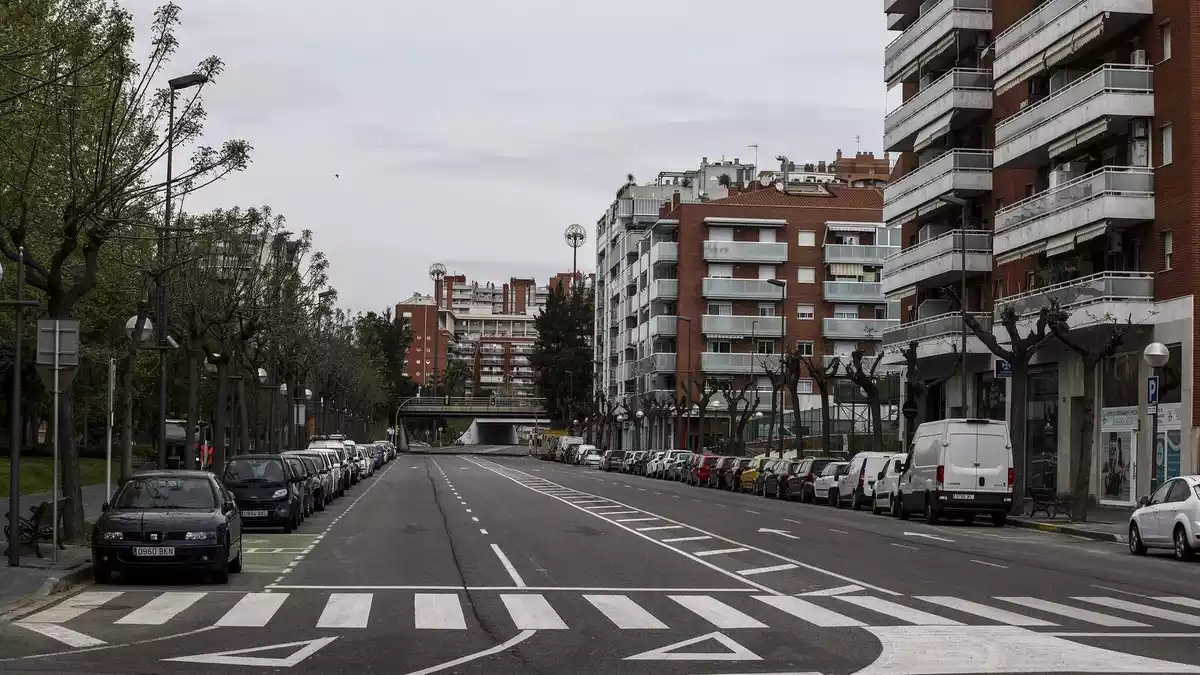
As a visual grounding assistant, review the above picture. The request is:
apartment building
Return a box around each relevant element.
[882,0,1194,506]
[760,150,893,189]
[597,176,892,450]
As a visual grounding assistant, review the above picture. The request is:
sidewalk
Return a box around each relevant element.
[1009,504,1133,544]
[1,483,109,613]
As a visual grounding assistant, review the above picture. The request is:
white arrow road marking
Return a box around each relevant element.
[14,623,105,648]
[162,637,338,667]
[902,531,955,543]
[757,528,799,539]
[400,630,536,675]
[625,632,762,662]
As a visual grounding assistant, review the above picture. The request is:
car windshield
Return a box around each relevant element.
[113,477,216,510]
[224,458,286,483]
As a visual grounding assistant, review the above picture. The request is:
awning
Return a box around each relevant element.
[825,221,881,233]
[1045,15,1105,70]
[1075,220,1110,244]
[1045,232,1076,258]
[829,263,864,277]
[914,111,954,153]
[1049,117,1111,159]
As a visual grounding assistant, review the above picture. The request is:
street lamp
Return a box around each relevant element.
[635,409,645,452]
[766,279,787,452]
[429,263,447,396]
[1144,342,1169,491]
[936,194,970,417]
[676,315,693,450]
[3,250,40,568]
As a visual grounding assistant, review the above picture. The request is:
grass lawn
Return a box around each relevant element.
[0,458,109,498]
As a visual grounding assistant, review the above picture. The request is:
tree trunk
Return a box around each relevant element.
[1070,359,1098,522]
[119,353,137,482]
[788,384,803,453]
[869,394,884,454]
[184,352,199,470]
[1009,363,1029,515]
[766,386,779,456]
[696,404,707,452]
[819,387,833,454]
[238,377,251,456]
[213,361,230,476]
[56,391,84,540]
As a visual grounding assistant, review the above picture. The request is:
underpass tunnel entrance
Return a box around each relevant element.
[474,421,519,445]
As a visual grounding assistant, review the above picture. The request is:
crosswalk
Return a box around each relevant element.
[12,589,1200,636]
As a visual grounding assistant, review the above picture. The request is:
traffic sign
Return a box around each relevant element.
[35,319,80,392]
[994,359,1012,379]
[1148,375,1160,406]
[902,399,918,420]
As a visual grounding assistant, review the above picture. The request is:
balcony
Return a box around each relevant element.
[701,315,784,337]
[993,167,1154,262]
[885,0,923,31]
[650,241,678,266]
[881,312,993,361]
[623,230,644,257]
[650,278,678,302]
[884,69,993,152]
[649,314,679,337]
[824,243,899,266]
[881,229,993,295]
[994,271,1155,331]
[823,281,884,303]
[700,353,782,375]
[884,0,992,86]
[644,353,677,373]
[994,65,1154,169]
[883,149,992,226]
[702,240,789,264]
[994,0,1153,96]
[822,318,900,340]
[701,278,787,300]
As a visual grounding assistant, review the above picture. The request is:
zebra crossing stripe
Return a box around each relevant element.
[694,548,750,557]
[754,595,863,627]
[216,593,289,627]
[1075,597,1200,627]
[995,597,1149,627]
[501,594,568,630]
[916,596,1057,627]
[836,596,963,625]
[670,595,767,629]
[1160,596,1200,610]
[115,592,205,625]
[316,593,373,628]
[414,593,467,630]
[22,592,124,624]
[584,595,668,629]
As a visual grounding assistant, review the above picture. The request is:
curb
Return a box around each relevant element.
[0,561,93,620]
[1008,517,1127,544]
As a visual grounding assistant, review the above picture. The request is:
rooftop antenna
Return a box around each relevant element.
[855,135,862,153]
[747,143,759,173]
[564,224,587,279]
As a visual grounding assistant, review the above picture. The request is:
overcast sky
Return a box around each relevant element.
[126,0,891,314]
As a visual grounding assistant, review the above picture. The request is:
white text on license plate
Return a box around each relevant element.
[952,494,975,500]
[133,546,175,556]
[242,510,269,517]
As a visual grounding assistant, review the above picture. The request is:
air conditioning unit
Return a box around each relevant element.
[1108,231,1124,253]
[1129,138,1149,167]
[1130,118,1149,138]
[1131,49,1147,66]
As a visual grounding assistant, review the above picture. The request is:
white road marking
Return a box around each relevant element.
[745,510,761,515]
[637,525,685,532]
[601,510,642,516]
[755,595,863,627]
[398,630,536,675]
[115,592,205,625]
[491,544,527,587]
[14,623,105,648]
[890,543,919,550]
[471,516,479,522]
[694,547,750,557]
[584,594,668,629]
[917,596,1056,626]
[616,517,659,523]
[784,518,804,525]
[738,564,798,577]
[1075,596,1200,626]
[995,597,1148,627]
[798,585,864,597]
[414,593,467,630]
[625,631,763,662]
[479,529,489,535]
[216,593,289,627]
[902,531,955,543]
[465,509,472,513]
[662,536,712,543]
[500,594,568,630]
[970,560,1007,569]
[828,529,849,535]
[837,596,963,625]
[670,595,767,629]
[1160,596,1200,610]
[22,592,124,624]
[1090,585,1147,598]
[316,593,373,629]
[162,636,337,667]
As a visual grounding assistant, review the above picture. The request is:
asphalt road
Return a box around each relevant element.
[3,445,1200,675]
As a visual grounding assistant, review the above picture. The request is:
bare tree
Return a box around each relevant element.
[797,354,840,454]
[760,358,786,456]
[686,374,722,452]
[844,346,886,453]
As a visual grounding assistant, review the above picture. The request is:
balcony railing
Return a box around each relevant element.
[822,318,899,339]
[700,353,782,375]
[883,149,992,223]
[882,229,993,293]
[882,312,992,348]
[701,278,787,300]
[824,244,899,265]
[701,315,784,336]
[650,241,678,265]
[645,353,677,373]
[994,166,1154,235]
[884,0,992,83]
[993,271,1154,318]
[994,0,1152,81]
[649,314,678,336]
[702,240,789,264]
[823,281,883,303]
[884,68,993,150]
[650,278,678,301]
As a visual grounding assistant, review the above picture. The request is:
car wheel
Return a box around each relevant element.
[93,564,113,584]
[851,494,862,511]
[828,489,838,507]
[229,537,244,574]
[871,499,882,515]
[925,501,940,524]
[1129,523,1147,555]
[1174,526,1195,561]
[991,512,1007,527]
[897,493,910,520]
[212,543,231,584]
[890,495,900,518]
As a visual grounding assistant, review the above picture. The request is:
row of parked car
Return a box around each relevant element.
[568,419,1016,527]
[91,436,397,583]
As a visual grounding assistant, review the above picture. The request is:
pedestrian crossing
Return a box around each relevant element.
[13,589,1200,636]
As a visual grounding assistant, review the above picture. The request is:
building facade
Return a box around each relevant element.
[882,0,1195,506]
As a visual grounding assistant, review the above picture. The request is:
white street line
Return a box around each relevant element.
[828,529,849,535]
[585,505,621,510]
[600,510,641,516]
[471,517,479,522]
[400,629,535,675]
[890,543,919,550]
[917,596,1056,626]
[662,536,713,543]
[670,595,767,629]
[1091,585,1147,598]
[836,596,962,625]
[115,592,205,625]
[216,593,289,627]
[491,544,527,588]
[798,585,863,597]
[968,559,1007,569]
[316,593,373,629]
[22,592,123,624]
[479,529,489,535]
[1044,631,1200,638]
[1160,597,1200,610]
[755,596,863,627]
[414,593,467,630]
[745,510,761,515]
[616,517,659,523]
[500,594,568,630]
[995,597,1148,627]
[738,564,798,577]
[637,525,685,532]
[694,548,750,557]
[784,518,804,525]
[584,595,668,629]
[14,623,105,648]
[1074,597,1200,626]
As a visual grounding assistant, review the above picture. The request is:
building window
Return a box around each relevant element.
[796,267,816,283]
[1161,22,1172,61]
[707,302,732,315]
[1161,123,1173,165]
[833,305,857,319]
[757,303,777,317]
[874,306,888,320]
[995,278,1005,298]
[707,340,731,354]
[708,263,733,278]
[1162,231,1173,270]
[798,379,814,394]
[796,340,814,356]
[797,231,816,247]
[797,304,815,320]
[757,340,775,355]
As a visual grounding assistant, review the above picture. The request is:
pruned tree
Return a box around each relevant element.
[596,391,619,450]
[797,352,840,454]
[687,373,722,452]
[844,346,885,453]
[1046,304,1132,522]
[759,358,786,456]
[640,391,671,451]
[899,341,961,425]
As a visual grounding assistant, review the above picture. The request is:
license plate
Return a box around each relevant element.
[242,510,269,517]
[952,494,975,500]
[133,546,175,556]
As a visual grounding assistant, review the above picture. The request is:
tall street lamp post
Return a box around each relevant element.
[766,279,787,452]
[429,263,446,396]
[564,224,586,279]
[3,250,40,567]
[676,315,693,450]
[1144,342,1169,491]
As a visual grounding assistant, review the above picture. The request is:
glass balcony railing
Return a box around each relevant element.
[650,278,678,301]
[885,0,991,80]
[650,241,678,265]
[699,353,782,374]
[824,244,899,265]
[995,65,1153,148]
[993,167,1154,235]
[993,272,1154,318]
[700,315,784,336]
[882,229,992,279]
[822,318,899,339]
[645,353,676,373]
[884,149,992,219]
[882,312,991,348]
[884,68,993,144]
[702,240,789,263]
[649,315,679,336]
[994,0,1151,65]
[701,278,787,300]
[823,281,883,302]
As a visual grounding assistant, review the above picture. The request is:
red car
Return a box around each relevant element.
[689,455,720,486]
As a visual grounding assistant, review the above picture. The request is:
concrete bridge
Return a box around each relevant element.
[394,396,548,449]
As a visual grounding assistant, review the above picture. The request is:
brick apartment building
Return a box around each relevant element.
[596,173,892,451]
[397,272,593,399]
[882,0,1194,506]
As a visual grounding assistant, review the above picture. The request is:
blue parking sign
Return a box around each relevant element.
[1148,375,1160,406]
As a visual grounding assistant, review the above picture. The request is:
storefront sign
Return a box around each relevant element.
[1099,406,1136,505]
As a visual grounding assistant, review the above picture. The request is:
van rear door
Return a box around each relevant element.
[944,424,979,490]
[972,422,1011,493]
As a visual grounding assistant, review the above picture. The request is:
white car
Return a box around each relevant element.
[871,454,905,515]
[583,451,602,467]
[1129,475,1200,560]
[813,461,849,505]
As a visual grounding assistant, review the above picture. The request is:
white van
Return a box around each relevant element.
[897,419,1014,526]
[837,451,895,510]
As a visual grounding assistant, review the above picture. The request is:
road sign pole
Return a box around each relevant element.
[1149,372,1160,490]
[51,321,60,563]
[105,359,115,504]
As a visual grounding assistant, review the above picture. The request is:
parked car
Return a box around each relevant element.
[727,457,755,491]
[837,452,895,510]
[763,460,802,500]
[583,449,602,467]
[288,450,333,509]
[871,454,905,515]
[897,418,1013,525]
[752,459,783,496]
[786,457,838,503]
[689,455,720,486]
[309,437,352,493]
[92,470,243,584]
[1128,474,1200,560]
[280,453,316,518]
[668,453,695,481]
[738,457,772,493]
[602,450,627,471]
[707,457,737,489]
[813,461,849,505]
[222,454,306,532]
